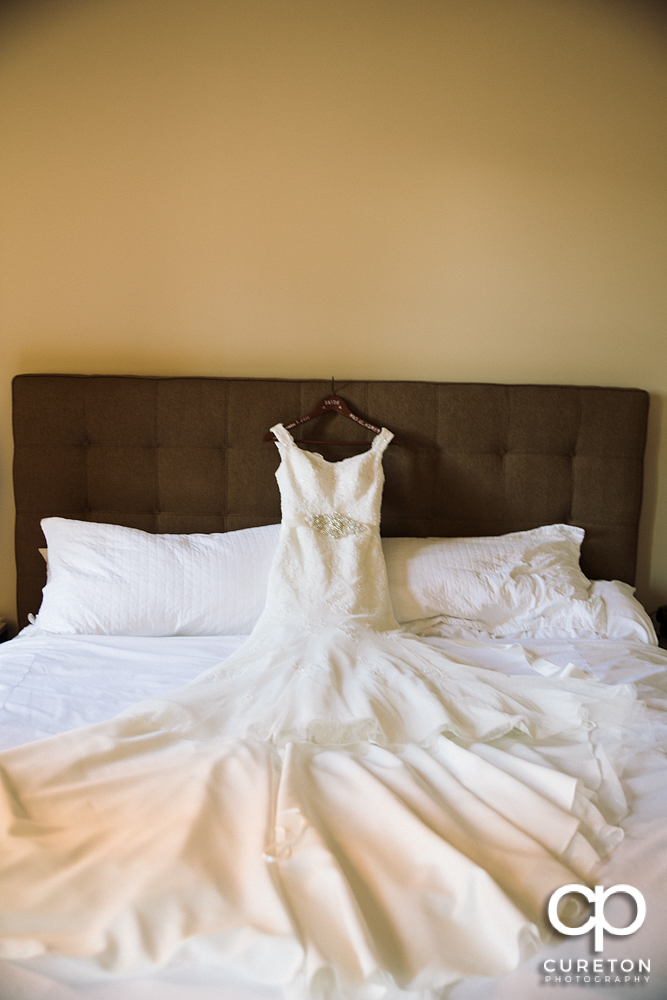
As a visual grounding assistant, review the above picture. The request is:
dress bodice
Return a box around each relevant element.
[271,423,394,529]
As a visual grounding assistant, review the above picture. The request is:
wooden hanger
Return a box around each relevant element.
[263,379,400,446]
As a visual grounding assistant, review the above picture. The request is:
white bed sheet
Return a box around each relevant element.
[0,630,248,751]
[1,630,666,1000]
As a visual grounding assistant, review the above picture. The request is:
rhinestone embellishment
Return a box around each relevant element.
[305,513,366,539]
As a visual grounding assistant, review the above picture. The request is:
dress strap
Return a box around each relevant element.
[270,423,294,447]
[371,428,394,454]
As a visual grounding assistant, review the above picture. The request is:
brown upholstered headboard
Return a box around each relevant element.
[13,375,649,628]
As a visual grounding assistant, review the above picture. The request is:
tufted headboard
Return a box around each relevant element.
[13,375,649,628]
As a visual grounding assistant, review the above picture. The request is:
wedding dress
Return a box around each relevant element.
[0,425,647,998]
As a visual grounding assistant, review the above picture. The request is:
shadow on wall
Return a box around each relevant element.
[0,0,91,50]
[637,393,663,611]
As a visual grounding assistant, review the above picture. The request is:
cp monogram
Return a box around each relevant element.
[548,884,646,952]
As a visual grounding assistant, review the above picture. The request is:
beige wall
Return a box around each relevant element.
[1,0,666,626]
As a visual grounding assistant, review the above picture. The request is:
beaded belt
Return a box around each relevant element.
[283,512,374,539]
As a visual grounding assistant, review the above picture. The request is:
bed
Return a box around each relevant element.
[3,375,667,1000]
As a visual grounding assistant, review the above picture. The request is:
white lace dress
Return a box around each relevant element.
[0,425,648,998]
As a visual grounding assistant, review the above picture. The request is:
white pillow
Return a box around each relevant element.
[383,525,592,632]
[383,527,657,643]
[33,518,281,636]
[588,580,658,645]
[34,519,653,644]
